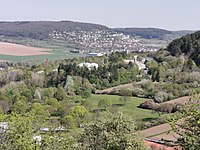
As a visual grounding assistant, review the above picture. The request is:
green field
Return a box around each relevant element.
[87,94,159,122]
[0,50,84,63]
[0,38,85,63]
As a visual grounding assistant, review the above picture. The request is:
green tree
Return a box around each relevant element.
[0,113,38,150]
[78,112,144,150]
[69,105,88,126]
[41,132,75,150]
[169,96,200,150]
[21,89,33,102]
[118,89,132,105]
[45,98,60,115]
[31,103,50,120]
[13,100,29,114]
[61,115,76,129]
[42,87,56,100]
[119,96,131,106]
[54,86,67,101]
[45,98,60,109]
[98,98,112,110]
[0,113,75,150]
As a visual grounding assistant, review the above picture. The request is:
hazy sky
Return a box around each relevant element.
[0,0,199,30]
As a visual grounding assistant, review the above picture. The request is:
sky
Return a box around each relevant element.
[0,0,200,30]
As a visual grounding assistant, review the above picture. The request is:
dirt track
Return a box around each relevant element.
[138,123,179,141]
[0,42,51,56]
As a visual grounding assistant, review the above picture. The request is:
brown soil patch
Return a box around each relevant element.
[0,42,51,56]
[95,82,137,94]
[162,96,191,105]
[139,123,172,138]
[139,123,180,142]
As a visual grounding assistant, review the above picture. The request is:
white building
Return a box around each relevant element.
[88,52,104,57]
[78,62,99,70]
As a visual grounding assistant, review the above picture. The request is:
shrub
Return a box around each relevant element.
[154,91,169,103]
[132,88,145,97]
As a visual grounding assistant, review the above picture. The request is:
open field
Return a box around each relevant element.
[0,42,85,63]
[87,94,159,122]
[0,42,51,56]
[0,50,83,63]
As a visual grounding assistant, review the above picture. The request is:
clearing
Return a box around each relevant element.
[0,42,51,56]
[87,94,159,122]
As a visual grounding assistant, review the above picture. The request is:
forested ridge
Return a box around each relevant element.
[167,30,200,66]
[0,21,194,40]
[0,21,108,39]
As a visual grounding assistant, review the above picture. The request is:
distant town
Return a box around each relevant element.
[50,30,159,53]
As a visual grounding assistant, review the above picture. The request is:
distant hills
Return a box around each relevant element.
[0,21,108,40]
[0,21,195,40]
[113,28,171,39]
[113,28,194,39]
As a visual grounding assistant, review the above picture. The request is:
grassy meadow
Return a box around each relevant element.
[0,50,84,63]
[87,94,159,123]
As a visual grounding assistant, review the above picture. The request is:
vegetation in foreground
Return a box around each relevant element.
[169,96,200,150]
[0,112,145,150]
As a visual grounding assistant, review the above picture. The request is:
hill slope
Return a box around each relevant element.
[0,21,108,40]
[0,21,194,40]
[167,30,200,66]
[113,28,172,39]
[113,28,194,39]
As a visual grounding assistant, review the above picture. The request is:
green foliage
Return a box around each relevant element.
[98,98,112,110]
[0,113,37,150]
[69,105,88,119]
[30,103,50,120]
[119,96,132,106]
[169,96,200,150]
[13,100,29,114]
[41,132,75,150]
[0,113,75,150]
[78,112,145,150]
[154,91,170,103]
[42,87,57,100]
[21,89,33,102]
[61,115,76,129]
[119,88,132,97]
[45,98,60,109]
[80,100,94,111]
[167,31,200,66]
[88,94,159,122]
[56,52,140,90]
[54,86,67,101]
